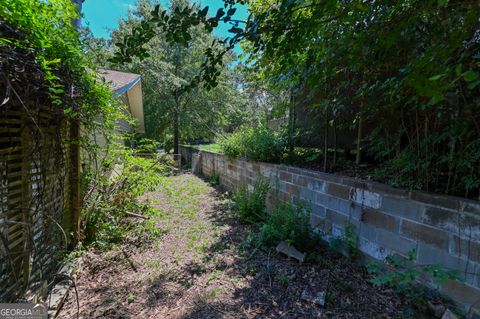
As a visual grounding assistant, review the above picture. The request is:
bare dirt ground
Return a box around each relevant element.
[58,173,421,319]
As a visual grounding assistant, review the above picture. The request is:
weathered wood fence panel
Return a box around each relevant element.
[0,103,74,302]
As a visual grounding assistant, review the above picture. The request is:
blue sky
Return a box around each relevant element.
[82,0,249,54]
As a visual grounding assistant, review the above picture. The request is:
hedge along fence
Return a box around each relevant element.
[180,146,480,312]
[0,21,80,301]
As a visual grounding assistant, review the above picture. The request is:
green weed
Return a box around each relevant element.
[367,249,460,308]
[260,203,315,251]
[233,180,270,223]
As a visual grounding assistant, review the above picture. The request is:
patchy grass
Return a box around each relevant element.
[58,173,437,319]
[184,143,223,153]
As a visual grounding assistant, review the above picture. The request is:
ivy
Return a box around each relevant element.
[1,0,131,132]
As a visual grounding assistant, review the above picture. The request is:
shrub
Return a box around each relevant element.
[233,180,270,223]
[260,203,315,252]
[205,173,220,186]
[136,138,161,154]
[367,249,460,307]
[219,125,285,162]
[82,147,173,248]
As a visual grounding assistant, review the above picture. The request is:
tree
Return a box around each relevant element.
[110,0,480,197]
[110,0,245,153]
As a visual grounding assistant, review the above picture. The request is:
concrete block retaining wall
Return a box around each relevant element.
[180,146,480,312]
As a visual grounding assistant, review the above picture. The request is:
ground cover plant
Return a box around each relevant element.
[81,147,175,248]
[58,173,455,319]
[232,179,270,223]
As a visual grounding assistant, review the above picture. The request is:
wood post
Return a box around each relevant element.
[355,102,364,165]
[70,118,81,245]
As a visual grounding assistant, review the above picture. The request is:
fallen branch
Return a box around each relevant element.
[124,212,149,220]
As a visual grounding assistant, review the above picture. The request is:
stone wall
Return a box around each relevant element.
[180,146,480,313]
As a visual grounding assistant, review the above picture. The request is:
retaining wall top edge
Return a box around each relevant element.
[179,146,480,211]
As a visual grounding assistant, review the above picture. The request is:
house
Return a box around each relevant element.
[99,68,145,134]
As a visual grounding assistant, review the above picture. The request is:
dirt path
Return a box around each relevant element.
[58,173,411,319]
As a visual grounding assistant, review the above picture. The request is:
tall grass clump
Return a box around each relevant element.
[233,180,270,223]
[260,203,314,251]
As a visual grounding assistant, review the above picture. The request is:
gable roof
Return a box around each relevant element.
[99,68,141,96]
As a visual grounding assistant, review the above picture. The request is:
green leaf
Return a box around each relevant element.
[467,79,480,90]
[463,70,479,82]
[228,27,243,34]
[215,8,225,18]
[200,6,209,17]
[455,64,462,77]
[438,0,447,5]
[429,74,444,81]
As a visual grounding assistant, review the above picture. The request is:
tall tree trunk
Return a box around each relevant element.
[333,123,337,168]
[173,93,180,155]
[288,91,295,160]
[323,121,328,172]
[173,111,179,155]
[355,101,364,165]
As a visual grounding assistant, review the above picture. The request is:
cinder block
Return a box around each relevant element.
[286,183,300,197]
[351,188,382,209]
[310,204,326,218]
[279,170,292,183]
[358,237,390,260]
[410,191,459,211]
[381,195,425,222]
[376,228,417,256]
[316,193,361,219]
[370,181,410,198]
[359,222,378,242]
[362,208,396,232]
[332,224,344,238]
[299,187,316,203]
[307,178,326,193]
[326,209,349,227]
[286,166,340,182]
[464,201,480,215]
[401,220,448,249]
[451,235,480,263]
[422,206,458,233]
[310,214,331,234]
[293,174,308,187]
[326,182,350,200]
[439,280,480,311]
[459,213,480,242]
[417,243,477,286]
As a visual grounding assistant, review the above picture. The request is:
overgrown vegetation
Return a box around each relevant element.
[113,0,480,198]
[92,0,248,154]
[220,125,285,162]
[233,180,270,223]
[233,180,316,252]
[367,249,461,314]
[205,173,220,186]
[260,203,314,252]
[82,149,174,248]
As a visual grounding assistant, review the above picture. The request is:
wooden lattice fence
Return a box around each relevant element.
[0,20,79,302]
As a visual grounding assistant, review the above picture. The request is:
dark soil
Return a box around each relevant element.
[58,174,432,319]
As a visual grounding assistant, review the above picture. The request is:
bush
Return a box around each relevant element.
[233,180,270,223]
[367,249,460,309]
[82,148,174,248]
[219,125,285,162]
[260,203,315,252]
[136,138,160,154]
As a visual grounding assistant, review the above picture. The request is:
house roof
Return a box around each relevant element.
[99,68,141,96]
